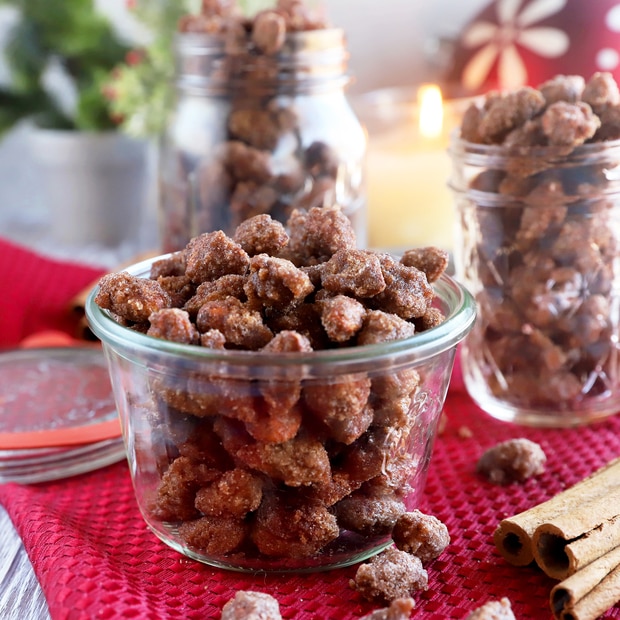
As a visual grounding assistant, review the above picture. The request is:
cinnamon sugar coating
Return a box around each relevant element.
[473,87,546,144]
[184,274,247,318]
[541,101,600,146]
[178,515,247,555]
[251,10,287,55]
[464,597,516,620]
[154,456,220,521]
[221,591,282,620]
[321,249,386,298]
[400,247,449,284]
[233,213,289,256]
[318,294,367,342]
[477,438,547,485]
[285,206,357,266]
[359,598,416,620]
[357,311,417,346]
[147,308,199,345]
[261,329,312,353]
[185,230,250,284]
[304,375,373,444]
[194,468,263,518]
[244,253,314,311]
[392,509,450,563]
[155,275,195,309]
[244,401,303,444]
[196,297,273,350]
[370,255,434,319]
[251,492,339,558]
[461,72,618,149]
[539,74,585,105]
[351,547,428,604]
[415,307,446,331]
[95,272,171,324]
[199,329,227,349]
[150,251,187,278]
[237,434,331,487]
[334,493,405,537]
[582,71,620,112]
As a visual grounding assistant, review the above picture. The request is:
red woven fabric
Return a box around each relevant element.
[0,237,104,348]
[1,238,620,620]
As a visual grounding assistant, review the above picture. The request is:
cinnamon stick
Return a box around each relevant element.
[493,458,620,567]
[550,545,620,620]
[532,487,620,579]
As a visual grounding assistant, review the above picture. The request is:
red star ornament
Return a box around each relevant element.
[445,0,620,96]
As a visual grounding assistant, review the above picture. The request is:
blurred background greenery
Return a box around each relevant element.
[0,0,486,258]
[0,0,130,135]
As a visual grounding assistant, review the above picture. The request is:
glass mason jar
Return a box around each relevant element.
[450,137,620,427]
[86,255,475,573]
[158,29,367,253]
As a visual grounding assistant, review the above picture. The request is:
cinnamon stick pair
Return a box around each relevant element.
[533,491,620,579]
[493,457,620,619]
[494,458,620,569]
[550,546,620,620]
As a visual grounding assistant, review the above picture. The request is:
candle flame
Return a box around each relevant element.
[418,84,443,139]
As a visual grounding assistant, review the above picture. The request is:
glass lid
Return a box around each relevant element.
[0,347,126,483]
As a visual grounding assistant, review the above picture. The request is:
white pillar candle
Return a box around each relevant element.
[358,85,469,252]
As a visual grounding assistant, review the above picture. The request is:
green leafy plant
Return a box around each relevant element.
[0,0,131,135]
[106,0,190,138]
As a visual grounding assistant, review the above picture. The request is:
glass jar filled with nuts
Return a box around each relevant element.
[450,72,620,427]
[159,0,367,253]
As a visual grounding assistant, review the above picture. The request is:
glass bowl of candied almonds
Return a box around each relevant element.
[85,206,475,572]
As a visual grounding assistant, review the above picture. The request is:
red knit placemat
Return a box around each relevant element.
[0,237,104,347]
[1,384,619,620]
[1,236,620,619]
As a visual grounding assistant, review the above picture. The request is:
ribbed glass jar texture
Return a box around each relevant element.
[86,256,475,573]
[159,29,367,253]
[450,137,620,427]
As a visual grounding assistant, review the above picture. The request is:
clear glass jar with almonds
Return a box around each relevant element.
[159,27,367,253]
[451,136,620,426]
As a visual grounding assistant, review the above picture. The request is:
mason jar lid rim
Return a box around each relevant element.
[175,27,347,52]
[85,255,476,368]
[176,74,351,94]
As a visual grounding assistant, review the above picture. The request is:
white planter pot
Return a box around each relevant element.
[30,129,149,247]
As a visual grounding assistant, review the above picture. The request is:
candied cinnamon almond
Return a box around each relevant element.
[95,272,171,324]
[392,509,450,563]
[185,230,250,284]
[221,591,282,620]
[244,253,314,310]
[351,547,428,604]
[233,213,289,256]
[477,438,546,485]
[147,308,199,345]
[464,597,515,620]
[359,598,416,620]
[400,247,449,283]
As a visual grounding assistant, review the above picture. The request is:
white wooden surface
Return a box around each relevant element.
[0,506,50,620]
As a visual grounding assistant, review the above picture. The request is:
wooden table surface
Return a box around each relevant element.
[0,505,50,620]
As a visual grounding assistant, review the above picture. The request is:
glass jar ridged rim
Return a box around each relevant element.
[449,134,620,167]
[175,27,351,93]
[85,255,476,370]
[175,28,348,61]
